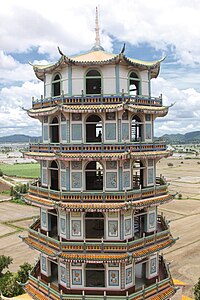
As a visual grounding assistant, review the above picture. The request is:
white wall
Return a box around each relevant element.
[102,65,116,95]
[119,65,127,93]
[44,64,150,97]
[71,66,84,95]
[140,70,149,96]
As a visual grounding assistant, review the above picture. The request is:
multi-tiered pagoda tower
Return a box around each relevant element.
[23,9,176,300]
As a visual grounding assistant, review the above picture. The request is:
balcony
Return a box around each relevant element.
[28,177,168,204]
[23,215,175,261]
[28,141,167,155]
[31,94,163,110]
[24,256,176,300]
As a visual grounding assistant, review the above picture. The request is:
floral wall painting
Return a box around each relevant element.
[72,269,82,285]
[125,218,131,236]
[60,217,66,235]
[149,212,156,229]
[41,256,47,272]
[41,211,47,228]
[71,220,81,236]
[108,270,119,286]
[60,266,66,283]
[150,257,157,275]
[106,172,117,188]
[126,267,132,285]
[108,220,118,237]
[71,172,82,189]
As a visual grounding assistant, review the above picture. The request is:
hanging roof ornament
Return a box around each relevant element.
[91,6,104,51]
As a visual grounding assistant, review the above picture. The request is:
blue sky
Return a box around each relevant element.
[1,0,200,137]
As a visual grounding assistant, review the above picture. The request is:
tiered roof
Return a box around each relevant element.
[31,50,165,81]
[28,102,169,117]
[24,193,173,211]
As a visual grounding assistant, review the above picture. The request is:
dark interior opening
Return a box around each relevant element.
[86,115,102,142]
[132,160,144,188]
[129,72,140,96]
[86,70,101,95]
[131,115,142,142]
[86,263,105,287]
[52,74,61,97]
[85,161,103,190]
[49,213,58,238]
[50,116,59,143]
[85,212,104,239]
[50,261,58,283]
[50,161,59,191]
[134,212,146,238]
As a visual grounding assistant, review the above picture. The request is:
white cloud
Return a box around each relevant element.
[152,77,200,136]
[0,0,200,136]
[0,51,37,83]
[0,51,18,69]
[1,0,200,64]
[0,81,43,136]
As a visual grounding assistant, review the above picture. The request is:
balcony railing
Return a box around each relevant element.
[27,215,171,255]
[32,93,163,109]
[25,256,175,300]
[28,141,167,154]
[28,176,168,204]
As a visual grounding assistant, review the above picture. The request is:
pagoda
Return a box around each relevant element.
[23,8,177,300]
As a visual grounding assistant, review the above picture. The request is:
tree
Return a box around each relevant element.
[17,262,32,283]
[0,259,32,297]
[14,262,32,295]
[0,255,13,276]
[0,272,20,297]
[194,277,200,300]
[10,184,29,200]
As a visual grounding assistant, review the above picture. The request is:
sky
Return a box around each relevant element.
[1,0,200,137]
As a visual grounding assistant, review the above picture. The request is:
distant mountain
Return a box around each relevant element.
[1,131,200,144]
[0,134,41,143]
[158,131,200,143]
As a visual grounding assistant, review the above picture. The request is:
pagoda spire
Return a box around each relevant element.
[95,6,100,47]
[92,6,104,51]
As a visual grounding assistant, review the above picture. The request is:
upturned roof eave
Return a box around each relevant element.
[31,50,165,81]
[27,103,170,119]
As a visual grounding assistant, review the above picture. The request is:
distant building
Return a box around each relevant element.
[22,8,177,300]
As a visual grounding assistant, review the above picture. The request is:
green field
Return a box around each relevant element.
[0,163,40,178]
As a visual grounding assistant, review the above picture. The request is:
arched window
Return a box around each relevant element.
[85,263,105,287]
[131,115,142,142]
[129,72,140,96]
[85,161,103,190]
[86,70,101,95]
[52,74,61,97]
[85,212,104,239]
[86,115,102,142]
[132,160,144,188]
[50,116,59,143]
[50,161,59,191]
